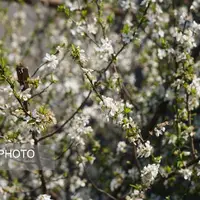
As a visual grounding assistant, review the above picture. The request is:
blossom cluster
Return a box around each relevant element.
[0,0,200,199]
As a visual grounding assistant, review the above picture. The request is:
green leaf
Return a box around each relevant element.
[124,107,131,114]
[122,24,130,34]
[81,9,88,18]
[57,5,70,18]
[107,14,114,24]
[71,44,80,60]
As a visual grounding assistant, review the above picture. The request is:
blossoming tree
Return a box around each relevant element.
[1,0,200,199]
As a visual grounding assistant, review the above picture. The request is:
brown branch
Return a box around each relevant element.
[32,131,47,194]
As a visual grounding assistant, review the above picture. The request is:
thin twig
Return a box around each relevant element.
[32,131,47,194]
[37,90,92,142]
[30,83,53,99]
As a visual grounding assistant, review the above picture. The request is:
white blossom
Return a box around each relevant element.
[122,32,133,44]
[157,49,166,59]
[36,194,52,200]
[141,0,163,6]
[43,53,59,69]
[100,96,122,119]
[87,23,98,35]
[190,0,200,11]
[67,114,93,149]
[70,175,86,192]
[119,0,131,11]
[19,88,31,101]
[13,11,26,25]
[117,141,127,154]
[79,49,88,66]
[128,167,140,180]
[110,168,126,191]
[190,76,200,96]
[126,189,145,200]
[154,127,165,137]
[137,140,153,158]
[179,168,192,180]
[95,38,114,61]
[141,164,159,186]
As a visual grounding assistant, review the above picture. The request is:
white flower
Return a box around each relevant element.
[154,127,165,137]
[176,52,186,62]
[190,1,200,11]
[100,96,127,124]
[126,189,145,200]
[110,168,126,191]
[43,53,58,69]
[117,141,127,153]
[137,140,153,158]
[128,167,140,180]
[141,0,163,6]
[190,76,200,96]
[36,194,52,200]
[119,0,131,11]
[173,28,196,51]
[179,168,192,180]
[67,114,93,149]
[70,175,86,192]
[79,49,88,66]
[157,49,166,59]
[140,0,149,6]
[100,96,119,118]
[197,168,200,177]
[122,32,133,44]
[191,21,200,33]
[19,88,31,101]
[182,151,191,156]
[141,164,159,186]
[87,23,98,35]
[13,11,26,25]
[95,38,114,61]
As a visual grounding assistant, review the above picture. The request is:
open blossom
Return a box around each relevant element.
[157,49,166,59]
[141,164,159,186]
[117,141,127,153]
[100,96,132,126]
[79,49,88,66]
[67,114,93,149]
[141,0,163,6]
[36,194,52,200]
[100,96,124,123]
[173,28,196,51]
[70,175,86,193]
[87,23,98,35]
[137,140,153,158]
[126,190,145,200]
[122,32,133,44]
[179,169,192,180]
[95,38,114,61]
[13,11,26,25]
[154,126,165,137]
[19,88,31,101]
[119,0,130,10]
[43,53,59,69]
[189,76,200,95]
[101,96,121,117]
[110,168,126,191]
[190,0,200,11]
